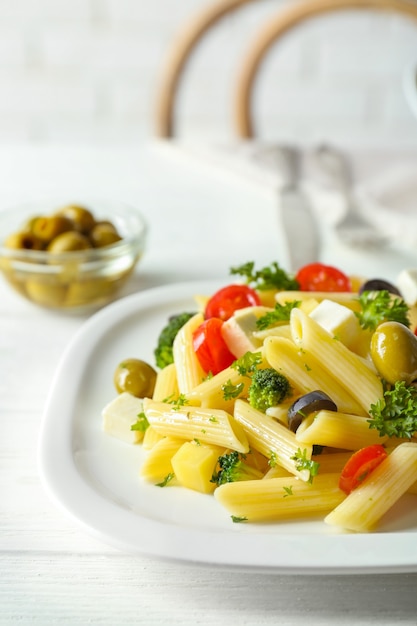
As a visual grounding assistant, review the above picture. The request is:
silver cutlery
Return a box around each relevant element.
[313,144,387,249]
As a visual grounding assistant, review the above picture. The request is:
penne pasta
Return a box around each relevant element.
[325,443,417,532]
[152,362,179,402]
[143,398,249,453]
[185,360,258,413]
[233,399,313,482]
[264,335,365,415]
[215,473,345,522]
[290,308,383,413]
[139,436,183,482]
[295,410,388,450]
[172,312,206,394]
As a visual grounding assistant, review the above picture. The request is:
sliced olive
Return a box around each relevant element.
[287,390,337,432]
[370,321,417,384]
[359,279,401,296]
[114,358,157,398]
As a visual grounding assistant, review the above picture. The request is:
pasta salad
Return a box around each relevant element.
[102,261,417,533]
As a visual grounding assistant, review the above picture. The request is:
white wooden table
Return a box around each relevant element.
[2,143,417,625]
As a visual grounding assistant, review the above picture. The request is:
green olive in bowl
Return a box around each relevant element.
[31,215,73,244]
[89,223,122,248]
[114,358,157,398]
[4,231,43,251]
[55,205,96,234]
[370,321,417,384]
[47,231,92,253]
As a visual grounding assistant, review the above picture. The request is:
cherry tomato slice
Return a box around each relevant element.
[339,444,388,495]
[192,318,236,375]
[296,262,352,292]
[205,284,261,321]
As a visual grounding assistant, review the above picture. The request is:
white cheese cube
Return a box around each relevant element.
[102,392,144,444]
[397,269,417,306]
[309,299,360,347]
[221,306,270,358]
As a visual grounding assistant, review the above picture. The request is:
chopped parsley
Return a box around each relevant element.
[291,448,320,483]
[256,301,301,330]
[222,379,245,400]
[231,515,248,523]
[283,486,293,497]
[368,380,417,439]
[230,261,299,292]
[356,290,410,331]
[130,411,149,433]
[155,473,175,487]
[231,351,262,377]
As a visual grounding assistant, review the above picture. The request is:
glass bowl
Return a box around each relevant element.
[0,199,147,313]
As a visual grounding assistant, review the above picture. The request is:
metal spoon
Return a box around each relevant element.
[314,144,387,248]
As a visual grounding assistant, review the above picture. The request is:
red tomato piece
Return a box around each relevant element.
[205,284,261,321]
[339,444,388,495]
[296,262,352,292]
[192,318,236,375]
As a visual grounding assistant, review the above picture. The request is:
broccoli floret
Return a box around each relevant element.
[248,367,291,412]
[154,312,196,369]
[211,451,262,485]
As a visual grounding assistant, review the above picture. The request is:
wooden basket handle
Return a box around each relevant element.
[234,0,417,137]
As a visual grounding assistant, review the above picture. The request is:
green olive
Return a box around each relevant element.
[47,231,92,253]
[4,230,43,250]
[370,321,417,384]
[55,205,96,234]
[114,358,157,398]
[89,223,122,248]
[31,215,74,244]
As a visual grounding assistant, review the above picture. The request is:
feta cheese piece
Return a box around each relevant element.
[102,391,144,444]
[309,298,360,347]
[397,269,417,306]
[221,306,271,358]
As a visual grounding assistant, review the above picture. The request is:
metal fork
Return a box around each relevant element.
[314,144,387,248]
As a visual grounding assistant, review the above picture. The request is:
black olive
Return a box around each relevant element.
[287,390,337,432]
[359,279,401,296]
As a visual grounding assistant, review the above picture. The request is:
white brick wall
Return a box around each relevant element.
[0,0,415,146]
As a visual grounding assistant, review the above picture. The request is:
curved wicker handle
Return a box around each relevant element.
[234,0,417,137]
[155,0,417,138]
[154,0,253,137]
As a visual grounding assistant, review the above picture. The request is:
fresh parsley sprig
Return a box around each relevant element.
[291,448,320,483]
[130,411,149,433]
[356,290,410,331]
[230,261,299,292]
[231,351,262,377]
[221,379,245,400]
[256,301,301,330]
[368,380,417,439]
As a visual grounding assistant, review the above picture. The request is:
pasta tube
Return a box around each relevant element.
[296,410,388,450]
[215,473,345,522]
[186,362,255,413]
[143,398,249,453]
[290,308,383,413]
[172,312,206,394]
[276,290,360,311]
[233,399,313,481]
[325,442,417,532]
[264,335,364,415]
[152,362,179,402]
[140,436,183,482]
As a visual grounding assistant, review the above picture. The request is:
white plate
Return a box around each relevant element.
[38,281,417,574]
